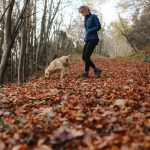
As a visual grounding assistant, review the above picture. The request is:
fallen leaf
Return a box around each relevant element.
[38,107,55,117]
[111,145,120,150]
[33,145,52,150]
[0,141,5,150]
[115,99,126,106]
[50,88,60,95]
[0,99,10,104]
[12,144,27,150]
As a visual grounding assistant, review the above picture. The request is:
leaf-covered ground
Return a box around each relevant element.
[0,58,150,150]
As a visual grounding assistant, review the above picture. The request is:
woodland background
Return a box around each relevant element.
[0,0,150,85]
[0,1,150,149]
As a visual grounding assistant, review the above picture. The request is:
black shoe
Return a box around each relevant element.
[0,84,4,88]
[94,68,102,78]
[78,72,88,78]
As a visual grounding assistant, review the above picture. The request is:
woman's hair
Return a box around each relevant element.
[79,6,91,13]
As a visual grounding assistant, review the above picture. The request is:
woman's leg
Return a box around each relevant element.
[84,40,98,72]
[81,42,89,77]
[82,42,87,61]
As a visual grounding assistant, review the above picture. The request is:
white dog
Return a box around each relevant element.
[45,55,71,79]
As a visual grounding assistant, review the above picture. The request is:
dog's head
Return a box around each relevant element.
[67,55,71,58]
[64,55,71,65]
[45,69,50,79]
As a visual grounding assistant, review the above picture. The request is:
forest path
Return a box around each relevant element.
[0,58,150,150]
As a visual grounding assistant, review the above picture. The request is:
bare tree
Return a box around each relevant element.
[116,11,139,52]
[18,1,28,85]
[36,0,62,71]
[0,0,30,86]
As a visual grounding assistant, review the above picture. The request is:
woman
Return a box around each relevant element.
[79,6,102,78]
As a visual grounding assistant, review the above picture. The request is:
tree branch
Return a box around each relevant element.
[0,0,15,23]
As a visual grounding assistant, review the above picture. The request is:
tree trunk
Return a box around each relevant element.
[0,0,15,86]
[0,0,30,86]
[31,0,37,74]
[117,12,139,52]
[10,52,14,82]
[18,11,27,85]
[25,1,31,81]
[36,0,62,71]
[36,0,47,72]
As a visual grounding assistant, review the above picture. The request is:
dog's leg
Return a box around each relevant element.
[60,68,65,79]
[66,58,70,74]
[55,61,64,79]
[67,66,70,75]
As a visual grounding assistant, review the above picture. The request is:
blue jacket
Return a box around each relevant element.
[84,13,101,42]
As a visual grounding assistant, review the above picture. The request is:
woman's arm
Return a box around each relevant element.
[87,15,101,33]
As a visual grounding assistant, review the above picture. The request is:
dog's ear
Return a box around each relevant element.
[66,55,71,65]
[67,55,71,58]
[52,54,58,61]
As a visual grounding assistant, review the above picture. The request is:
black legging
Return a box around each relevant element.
[82,40,99,72]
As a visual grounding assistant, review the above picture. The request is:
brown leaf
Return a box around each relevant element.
[38,107,55,117]
[50,88,60,95]
[0,141,5,150]
[111,146,120,150]
[12,144,27,150]
[33,145,52,150]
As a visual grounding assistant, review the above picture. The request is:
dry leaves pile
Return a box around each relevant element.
[0,58,150,150]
